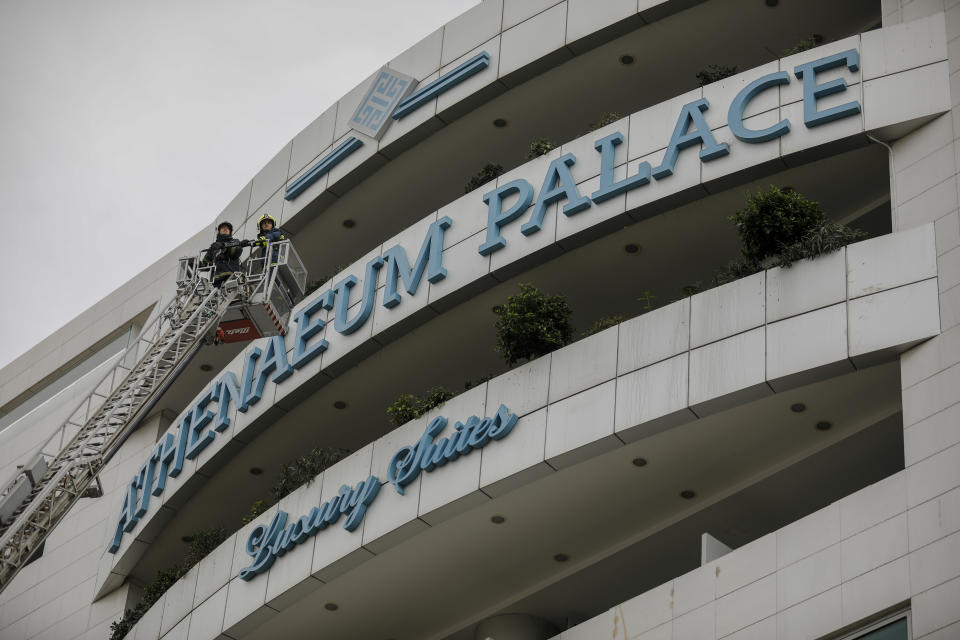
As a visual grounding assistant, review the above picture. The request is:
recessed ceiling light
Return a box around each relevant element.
[680,490,696,500]
[200,364,213,372]
[333,401,347,410]
[342,219,356,229]
[553,553,569,562]
[619,54,635,65]
[324,602,339,611]
[816,421,832,431]
[632,457,648,467]
[249,467,263,476]
[493,118,508,128]
[490,515,506,524]
[624,243,640,254]
[790,403,806,413]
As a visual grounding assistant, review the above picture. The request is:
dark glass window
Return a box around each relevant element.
[855,617,908,640]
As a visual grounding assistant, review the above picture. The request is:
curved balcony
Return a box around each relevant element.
[119,220,940,639]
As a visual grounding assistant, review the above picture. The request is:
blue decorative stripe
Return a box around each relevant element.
[392,51,491,120]
[284,137,364,201]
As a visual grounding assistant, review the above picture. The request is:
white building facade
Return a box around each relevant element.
[1,1,959,640]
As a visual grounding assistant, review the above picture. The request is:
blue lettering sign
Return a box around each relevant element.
[333,256,384,334]
[479,179,534,256]
[728,72,792,142]
[387,404,518,495]
[291,292,332,369]
[235,403,518,580]
[652,98,729,179]
[382,215,452,308]
[112,50,866,556]
[522,153,591,235]
[794,49,861,127]
[185,387,216,460]
[591,131,651,203]
[238,476,380,580]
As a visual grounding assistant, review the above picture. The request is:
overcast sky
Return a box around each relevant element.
[0,0,477,372]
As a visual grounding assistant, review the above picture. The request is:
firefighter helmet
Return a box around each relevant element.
[257,214,277,231]
[216,221,233,234]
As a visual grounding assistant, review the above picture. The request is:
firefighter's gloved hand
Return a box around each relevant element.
[239,239,252,247]
[210,241,224,250]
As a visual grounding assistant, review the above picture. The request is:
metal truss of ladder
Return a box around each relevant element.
[0,279,237,594]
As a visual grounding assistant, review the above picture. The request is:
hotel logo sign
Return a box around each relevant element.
[349,66,416,139]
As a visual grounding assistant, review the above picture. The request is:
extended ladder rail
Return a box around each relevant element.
[0,282,194,499]
[0,281,235,590]
[0,239,304,594]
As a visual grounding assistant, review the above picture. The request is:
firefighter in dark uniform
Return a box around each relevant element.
[255,214,288,252]
[203,221,247,288]
[254,214,293,299]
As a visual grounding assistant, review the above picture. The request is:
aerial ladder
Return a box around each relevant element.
[0,240,307,594]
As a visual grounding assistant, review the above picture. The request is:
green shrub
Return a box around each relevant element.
[773,221,867,268]
[731,186,827,264]
[109,608,140,640]
[580,315,627,339]
[183,527,227,569]
[271,446,351,502]
[465,163,505,194]
[386,387,455,426]
[713,256,763,286]
[241,500,269,525]
[493,283,573,366]
[526,138,557,160]
[386,393,420,426]
[636,290,656,313]
[139,566,183,609]
[696,64,738,86]
[108,528,227,640]
[420,387,455,414]
[589,111,623,131]
[715,186,866,284]
[783,34,824,56]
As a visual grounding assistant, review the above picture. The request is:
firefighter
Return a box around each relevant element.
[255,214,288,247]
[202,221,247,288]
[253,213,293,299]
[254,213,290,270]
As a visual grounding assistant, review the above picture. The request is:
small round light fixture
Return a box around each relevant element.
[790,403,806,413]
[493,118,508,128]
[342,219,356,229]
[249,467,263,476]
[619,54,635,65]
[490,515,506,524]
[553,553,569,562]
[624,243,640,254]
[199,363,213,372]
[333,400,347,410]
[632,457,648,467]
[324,602,339,611]
[680,490,696,500]
[181,535,194,543]
[815,421,832,431]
